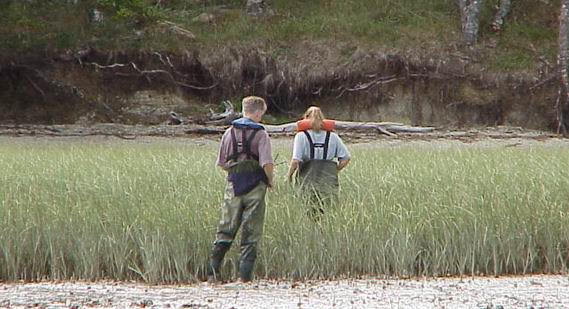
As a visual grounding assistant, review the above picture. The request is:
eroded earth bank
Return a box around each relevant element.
[1,44,564,132]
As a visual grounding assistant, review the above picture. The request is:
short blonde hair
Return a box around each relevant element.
[242,96,267,115]
[303,106,325,131]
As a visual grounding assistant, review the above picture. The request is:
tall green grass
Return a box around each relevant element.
[0,140,568,282]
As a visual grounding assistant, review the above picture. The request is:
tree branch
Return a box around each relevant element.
[86,61,218,90]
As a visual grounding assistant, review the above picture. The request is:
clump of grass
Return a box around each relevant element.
[0,140,568,283]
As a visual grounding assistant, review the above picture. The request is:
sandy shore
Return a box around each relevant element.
[1,275,568,308]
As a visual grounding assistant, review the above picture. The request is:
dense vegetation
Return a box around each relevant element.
[0,0,560,71]
[0,140,567,282]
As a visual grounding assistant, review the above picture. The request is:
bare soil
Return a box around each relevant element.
[1,275,568,308]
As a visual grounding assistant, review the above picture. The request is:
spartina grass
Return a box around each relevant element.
[0,141,568,282]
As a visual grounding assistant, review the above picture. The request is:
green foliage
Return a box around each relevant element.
[0,1,88,53]
[0,0,561,71]
[0,140,568,282]
[96,0,164,21]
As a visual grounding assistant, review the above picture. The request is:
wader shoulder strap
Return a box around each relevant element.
[323,131,331,160]
[229,128,239,161]
[303,131,315,160]
[242,129,259,161]
[226,127,259,162]
[303,131,331,160]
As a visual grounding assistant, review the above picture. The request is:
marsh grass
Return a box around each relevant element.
[0,140,568,283]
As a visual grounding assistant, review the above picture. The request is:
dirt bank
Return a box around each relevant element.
[0,44,563,131]
[1,275,567,308]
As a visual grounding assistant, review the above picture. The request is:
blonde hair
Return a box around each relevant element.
[303,106,325,131]
[242,96,267,115]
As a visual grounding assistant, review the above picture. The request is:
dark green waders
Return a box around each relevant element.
[207,181,267,282]
[297,131,339,220]
[208,127,268,282]
[298,159,339,218]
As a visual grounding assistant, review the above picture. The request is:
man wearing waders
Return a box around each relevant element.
[286,106,350,218]
[207,96,274,283]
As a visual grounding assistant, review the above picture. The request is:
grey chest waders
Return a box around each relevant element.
[298,131,339,193]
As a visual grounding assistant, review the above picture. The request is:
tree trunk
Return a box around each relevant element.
[491,0,512,32]
[458,0,485,45]
[558,0,569,133]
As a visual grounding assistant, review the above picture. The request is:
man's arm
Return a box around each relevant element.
[216,129,232,168]
[263,163,274,188]
[257,131,274,188]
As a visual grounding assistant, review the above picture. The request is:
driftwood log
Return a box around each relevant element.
[204,101,433,135]
[263,121,433,136]
[206,100,242,125]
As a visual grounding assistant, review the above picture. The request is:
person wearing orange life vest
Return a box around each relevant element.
[286,106,350,217]
[207,96,274,283]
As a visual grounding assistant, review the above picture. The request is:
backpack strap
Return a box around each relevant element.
[303,131,315,160]
[227,127,239,162]
[226,127,260,163]
[303,131,331,160]
[242,129,259,161]
[323,131,331,160]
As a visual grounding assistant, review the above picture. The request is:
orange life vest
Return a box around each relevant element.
[296,119,335,132]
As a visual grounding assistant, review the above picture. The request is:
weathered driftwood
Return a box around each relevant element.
[203,101,433,135]
[208,101,241,120]
[263,121,434,136]
[186,127,224,134]
[206,100,242,125]
[168,112,182,125]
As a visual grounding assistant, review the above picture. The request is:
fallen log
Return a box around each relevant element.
[263,121,434,136]
[206,100,242,125]
[201,100,433,135]
[186,127,224,134]
[196,100,434,135]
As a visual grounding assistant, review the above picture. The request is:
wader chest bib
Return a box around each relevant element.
[226,127,267,196]
[298,131,339,192]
